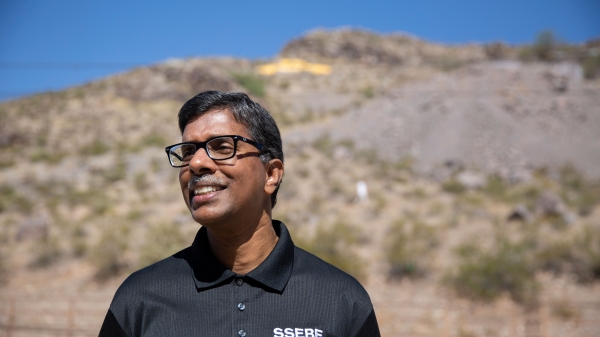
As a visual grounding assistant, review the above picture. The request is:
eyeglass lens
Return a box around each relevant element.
[168,137,237,166]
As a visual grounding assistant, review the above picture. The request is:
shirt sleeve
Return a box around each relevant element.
[354,309,381,337]
[98,309,129,337]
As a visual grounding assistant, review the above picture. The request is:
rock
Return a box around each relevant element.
[456,171,486,190]
[507,204,533,222]
[535,191,567,216]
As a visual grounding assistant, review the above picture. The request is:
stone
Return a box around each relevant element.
[507,204,533,222]
[456,171,486,190]
[535,191,567,216]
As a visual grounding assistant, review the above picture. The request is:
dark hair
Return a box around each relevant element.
[178,91,284,208]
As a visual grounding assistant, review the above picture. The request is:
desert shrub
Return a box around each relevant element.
[550,299,581,321]
[533,30,558,62]
[536,224,600,282]
[29,237,62,268]
[484,42,510,60]
[311,134,334,156]
[0,185,33,213]
[386,220,439,279]
[70,225,88,258]
[394,156,415,172]
[445,239,539,305]
[101,157,127,184]
[296,222,366,282]
[558,165,600,215]
[582,55,600,79]
[232,72,265,97]
[361,86,375,99]
[371,192,388,216]
[134,171,148,192]
[443,179,466,194]
[88,220,130,281]
[141,134,167,148]
[138,223,186,267]
[298,109,315,123]
[80,140,111,156]
[483,175,507,200]
[0,250,8,285]
[29,149,64,164]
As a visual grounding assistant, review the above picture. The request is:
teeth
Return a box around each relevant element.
[194,186,224,196]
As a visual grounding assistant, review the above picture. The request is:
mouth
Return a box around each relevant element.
[189,184,227,208]
[187,174,227,207]
[193,185,226,196]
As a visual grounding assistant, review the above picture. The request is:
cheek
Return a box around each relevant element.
[179,171,191,202]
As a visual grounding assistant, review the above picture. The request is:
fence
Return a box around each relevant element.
[0,297,109,337]
[1,296,599,337]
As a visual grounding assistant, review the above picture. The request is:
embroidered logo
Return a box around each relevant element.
[273,327,323,337]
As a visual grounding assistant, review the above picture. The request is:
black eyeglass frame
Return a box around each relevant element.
[165,135,264,168]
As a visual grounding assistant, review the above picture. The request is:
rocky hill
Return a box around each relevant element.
[1,28,600,336]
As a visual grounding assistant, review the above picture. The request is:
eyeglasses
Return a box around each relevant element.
[165,135,264,168]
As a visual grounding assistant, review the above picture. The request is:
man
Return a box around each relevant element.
[99,91,380,337]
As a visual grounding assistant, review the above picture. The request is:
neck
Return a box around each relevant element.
[206,212,278,275]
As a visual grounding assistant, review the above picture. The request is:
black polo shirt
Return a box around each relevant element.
[99,221,380,337]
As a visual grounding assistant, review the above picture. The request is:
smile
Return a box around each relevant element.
[194,185,225,196]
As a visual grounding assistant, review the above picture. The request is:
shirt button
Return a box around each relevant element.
[237,302,245,311]
[236,278,244,286]
[238,329,246,337]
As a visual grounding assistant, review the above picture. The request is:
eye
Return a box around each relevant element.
[208,138,235,155]
[179,144,197,159]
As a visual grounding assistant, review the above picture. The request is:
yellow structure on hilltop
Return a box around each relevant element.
[256,58,332,76]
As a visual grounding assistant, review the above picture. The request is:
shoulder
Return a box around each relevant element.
[292,246,372,304]
[291,246,378,336]
[110,247,192,311]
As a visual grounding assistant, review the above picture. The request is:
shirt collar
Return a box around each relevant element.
[188,220,294,293]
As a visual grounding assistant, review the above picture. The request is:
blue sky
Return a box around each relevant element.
[1,0,599,101]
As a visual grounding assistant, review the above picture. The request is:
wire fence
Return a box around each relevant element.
[0,296,599,337]
[0,297,109,337]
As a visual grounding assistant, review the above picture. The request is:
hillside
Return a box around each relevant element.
[1,28,600,336]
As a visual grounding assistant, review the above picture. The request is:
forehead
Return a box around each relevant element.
[182,109,250,142]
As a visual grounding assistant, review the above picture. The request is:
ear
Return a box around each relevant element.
[264,158,284,195]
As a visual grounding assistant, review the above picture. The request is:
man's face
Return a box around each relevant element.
[178,109,272,231]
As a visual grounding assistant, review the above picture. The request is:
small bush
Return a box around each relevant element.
[102,157,127,184]
[483,175,507,200]
[134,171,148,191]
[536,224,600,282]
[141,134,167,148]
[29,149,64,164]
[361,86,375,99]
[232,72,266,97]
[80,140,111,156]
[443,179,466,194]
[445,239,539,305]
[550,299,581,321]
[29,237,62,268]
[88,221,130,281]
[0,185,33,213]
[138,223,185,267]
[582,55,600,79]
[70,225,88,258]
[558,165,600,215]
[311,134,334,156]
[533,30,558,62]
[296,222,366,282]
[386,220,439,279]
[0,250,9,285]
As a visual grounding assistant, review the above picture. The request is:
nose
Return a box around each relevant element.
[187,146,217,174]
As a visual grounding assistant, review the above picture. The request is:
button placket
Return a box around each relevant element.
[233,275,248,337]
